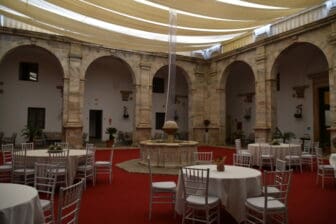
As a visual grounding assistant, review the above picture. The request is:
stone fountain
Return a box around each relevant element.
[139,120,198,168]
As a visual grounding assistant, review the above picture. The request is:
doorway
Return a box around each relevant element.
[318,87,330,147]
[89,110,102,139]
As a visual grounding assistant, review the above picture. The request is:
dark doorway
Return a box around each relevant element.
[89,110,102,139]
[318,87,330,147]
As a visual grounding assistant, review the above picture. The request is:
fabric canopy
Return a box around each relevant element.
[0,0,327,53]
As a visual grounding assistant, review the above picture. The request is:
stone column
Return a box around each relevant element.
[328,22,336,153]
[134,63,152,143]
[254,46,274,142]
[63,43,83,148]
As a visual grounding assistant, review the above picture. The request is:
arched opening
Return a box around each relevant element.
[271,42,329,147]
[0,45,64,144]
[224,61,256,145]
[84,56,135,146]
[151,65,189,139]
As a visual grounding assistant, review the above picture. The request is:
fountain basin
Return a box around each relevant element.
[139,140,198,168]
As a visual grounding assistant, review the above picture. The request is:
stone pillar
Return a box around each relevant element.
[254,46,273,142]
[191,65,206,143]
[63,43,83,148]
[328,22,336,153]
[134,63,152,143]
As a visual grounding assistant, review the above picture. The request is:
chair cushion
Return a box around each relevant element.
[301,154,315,158]
[246,196,285,210]
[186,195,220,206]
[319,164,334,170]
[0,165,12,171]
[262,186,280,194]
[13,168,34,174]
[49,168,66,174]
[95,161,111,166]
[152,181,176,190]
[285,155,300,159]
[77,164,93,170]
[39,199,51,209]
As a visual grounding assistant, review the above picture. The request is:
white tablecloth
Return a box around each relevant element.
[175,164,261,223]
[24,149,87,184]
[0,183,44,224]
[330,153,336,177]
[248,143,301,166]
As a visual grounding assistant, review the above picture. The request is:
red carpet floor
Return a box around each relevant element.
[78,146,336,224]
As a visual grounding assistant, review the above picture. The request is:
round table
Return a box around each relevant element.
[0,183,44,224]
[175,164,261,223]
[248,143,301,166]
[24,149,87,184]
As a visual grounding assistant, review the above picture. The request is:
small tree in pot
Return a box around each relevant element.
[105,127,117,147]
[21,124,42,143]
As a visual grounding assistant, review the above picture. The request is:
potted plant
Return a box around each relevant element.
[21,124,42,143]
[105,127,117,147]
[283,132,296,143]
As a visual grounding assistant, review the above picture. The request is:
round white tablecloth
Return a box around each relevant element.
[248,143,301,166]
[0,183,44,224]
[175,164,261,223]
[24,149,87,184]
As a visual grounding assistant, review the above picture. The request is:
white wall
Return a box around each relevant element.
[276,44,328,139]
[226,63,255,140]
[151,66,188,136]
[0,46,63,143]
[83,57,134,141]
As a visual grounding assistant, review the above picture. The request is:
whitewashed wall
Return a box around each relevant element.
[83,57,134,141]
[0,46,63,143]
[276,45,327,139]
[151,67,188,136]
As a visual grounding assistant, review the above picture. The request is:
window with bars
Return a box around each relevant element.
[28,107,45,129]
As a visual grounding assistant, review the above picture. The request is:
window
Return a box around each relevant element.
[28,107,45,129]
[152,77,164,93]
[155,112,165,129]
[19,62,39,81]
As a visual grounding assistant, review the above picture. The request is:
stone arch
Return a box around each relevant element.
[219,60,256,145]
[270,41,329,144]
[151,64,191,139]
[0,44,64,144]
[83,55,136,144]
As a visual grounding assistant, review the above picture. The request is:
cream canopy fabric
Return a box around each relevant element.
[0,0,327,53]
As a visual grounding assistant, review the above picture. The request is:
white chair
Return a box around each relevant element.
[245,170,293,224]
[301,143,316,171]
[233,153,252,167]
[180,167,221,224]
[56,179,84,224]
[0,144,13,182]
[48,149,70,187]
[194,151,213,165]
[316,148,334,189]
[262,159,287,195]
[259,144,275,170]
[284,144,302,173]
[94,148,113,184]
[235,139,252,156]
[147,156,176,220]
[22,142,34,151]
[76,143,95,189]
[34,163,58,224]
[12,148,35,185]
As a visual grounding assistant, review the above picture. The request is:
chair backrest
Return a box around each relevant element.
[275,159,286,171]
[22,142,34,151]
[263,170,292,206]
[260,144,272,156]
[288,143,301,156]
[55,142,69,150]
[34,162,58,198]
[2,143,13,164]
[233,153,251,167]
[315,147,323,157]
[56,179,84,224]
[48,149,70,167]
[147,155,153,186]
[193,151,213,164]
[316,153,326,167]
[235,139,242,151]
[181,167,210,205]
[12,148,27,169]
[84,143,95,166]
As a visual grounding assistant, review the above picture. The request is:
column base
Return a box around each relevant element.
[63,126,83,149]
